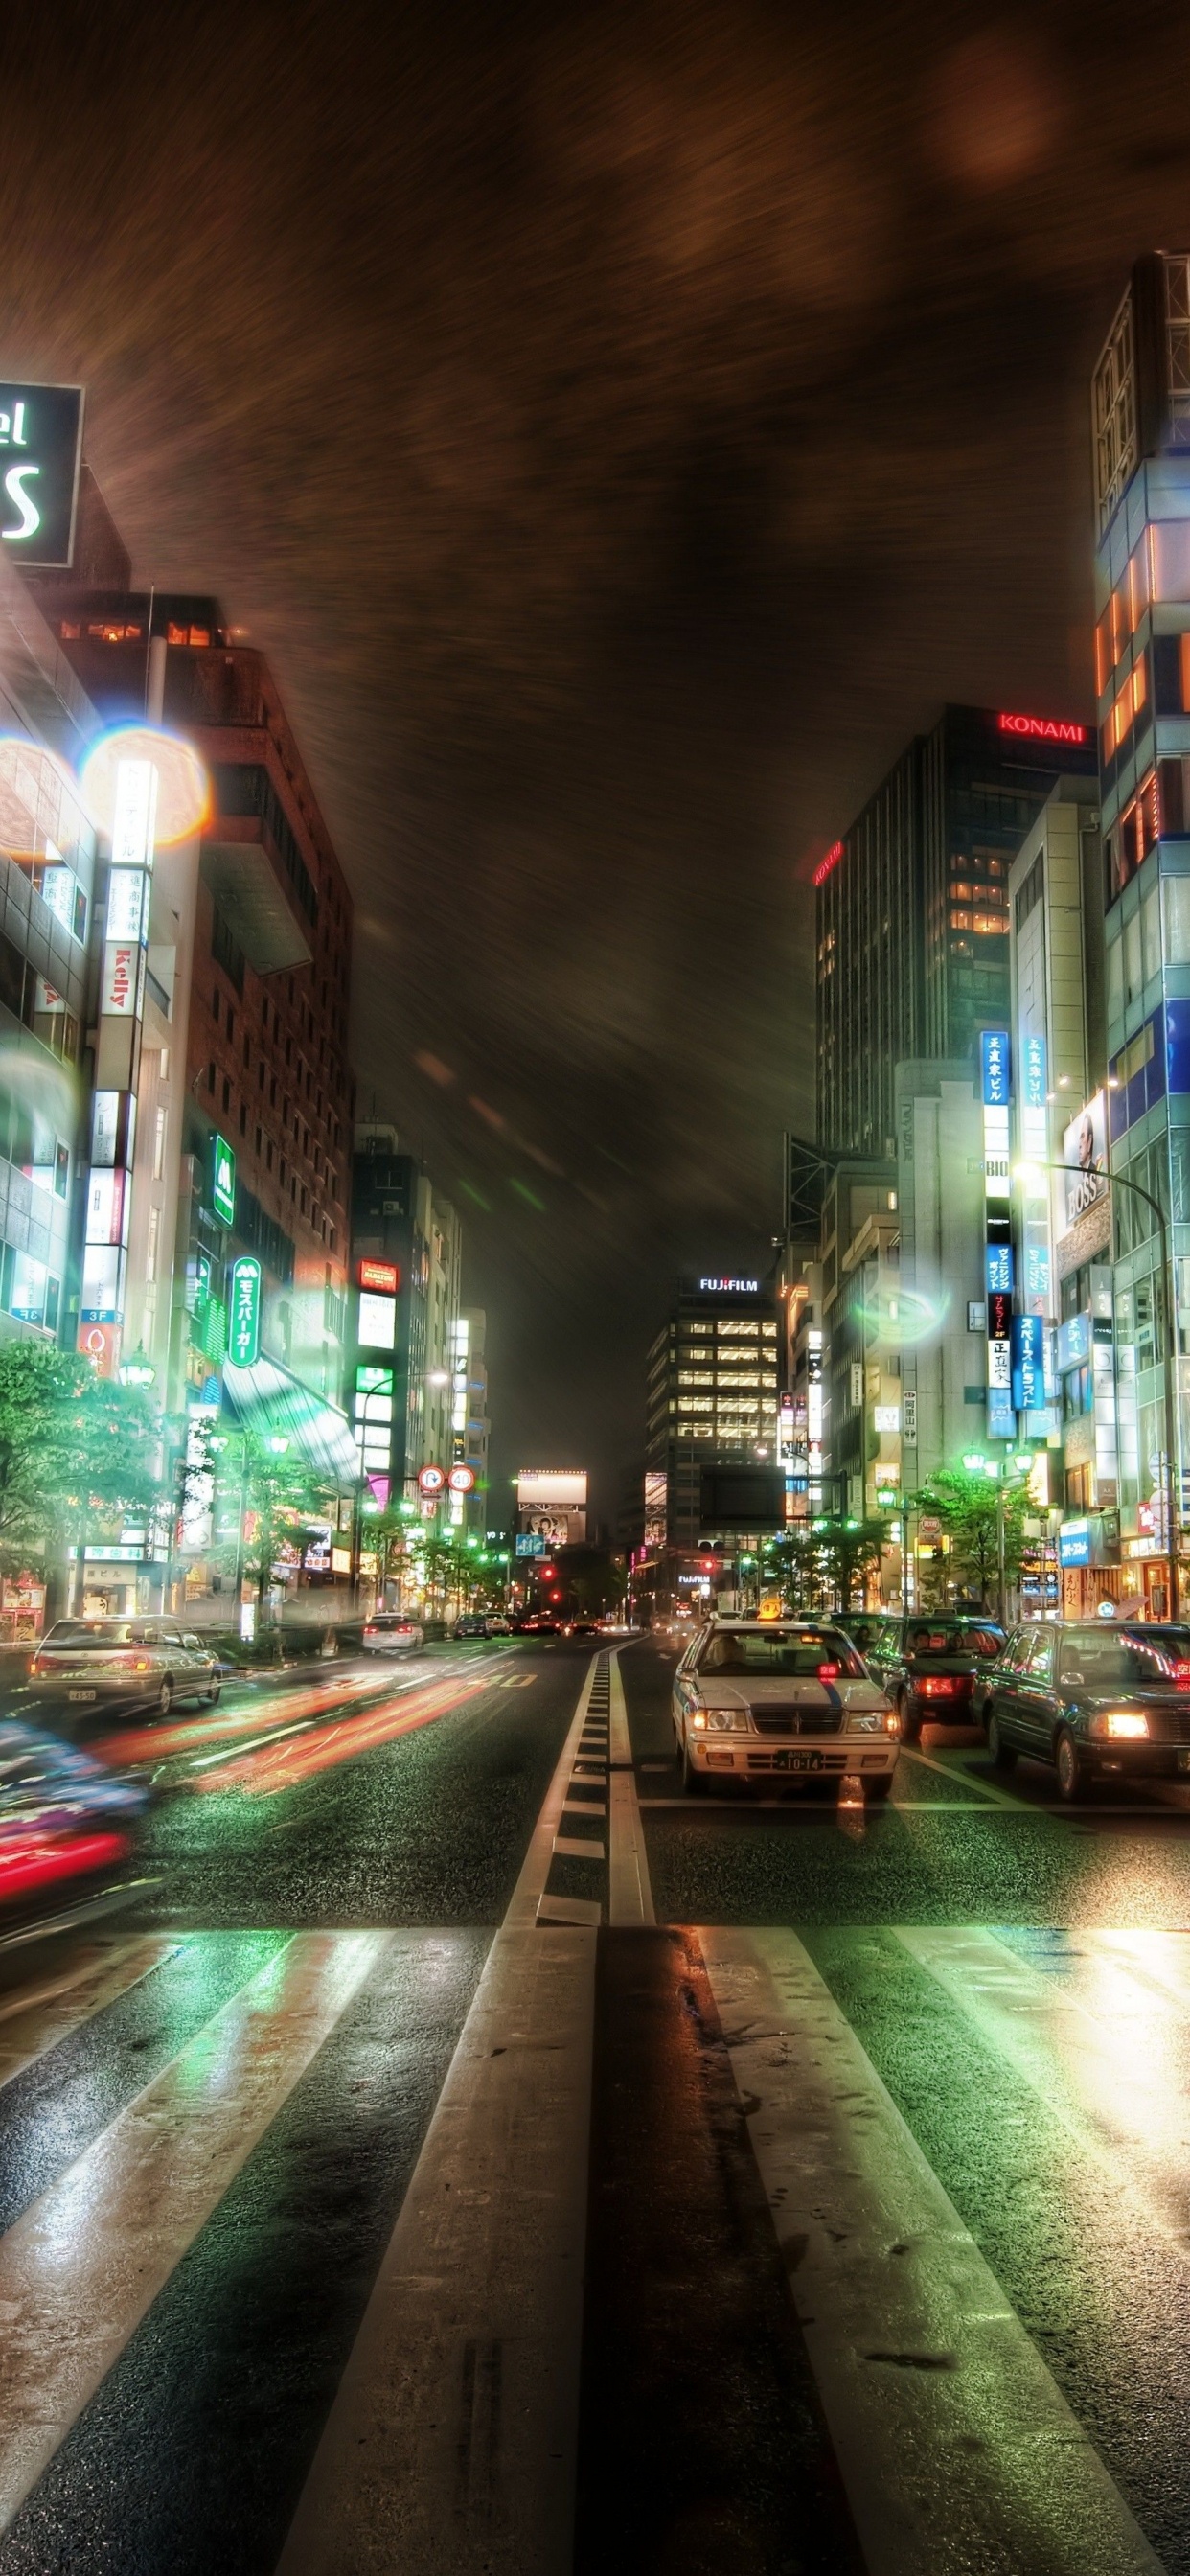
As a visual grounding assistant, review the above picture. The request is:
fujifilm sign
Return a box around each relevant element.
[698,1276,759,1293]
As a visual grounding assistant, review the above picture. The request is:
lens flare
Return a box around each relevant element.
[849,1280,948,1346]
[80,725,209,846]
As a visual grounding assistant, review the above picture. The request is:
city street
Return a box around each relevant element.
[1,1638,1189,2573]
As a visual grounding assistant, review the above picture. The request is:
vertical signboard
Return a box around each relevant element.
[981,1031,1015,1439]
[227,1256,262,1368]
[0,383,84,568]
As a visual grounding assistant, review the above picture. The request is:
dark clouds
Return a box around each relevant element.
[2,0,1189,1508]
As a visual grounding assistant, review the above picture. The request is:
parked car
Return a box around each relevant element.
[866,1614,1005,1741]
[672,1617,899,1797]
[983,1620,1190,1800]
[27,1620,221,1722]
[361,1614,424,1654]
[0,1717,149,1931]
[452,1614,489,1638]
[484,1615,512,1636]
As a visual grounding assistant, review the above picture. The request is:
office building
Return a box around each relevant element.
[816,704,1097,1159]
[645,1277,779,1550]
[1090,250,1190,1612]
[350,1126,466,1510]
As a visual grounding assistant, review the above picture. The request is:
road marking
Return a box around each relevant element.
[701,1928,1162,2576]
[553,1835,606,1861]
[0,1929,386,2540]
[499,1676,537,1689]
[899,1927,1190,2257]
[606,1655,656,1925]
[0,1938,180,2093]
[898,1742,1021,1806]
[277,1660,599,2576]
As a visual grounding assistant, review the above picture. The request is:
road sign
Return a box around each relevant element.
[418,1463,446,1496]
[447,1464,476,1494]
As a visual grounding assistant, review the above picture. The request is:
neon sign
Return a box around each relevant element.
[996,712,1087,744]
[812,840,844,887]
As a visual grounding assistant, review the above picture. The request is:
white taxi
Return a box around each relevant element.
[672,1617,900,1796]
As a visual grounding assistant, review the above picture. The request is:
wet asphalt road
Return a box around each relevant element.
[3,1632,1190,2571]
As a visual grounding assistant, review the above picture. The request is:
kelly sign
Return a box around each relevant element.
[0,382,84,567]
[211,1134,236,1228]
[228,1256,262,1368]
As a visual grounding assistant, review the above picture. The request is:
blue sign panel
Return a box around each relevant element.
[1011,1312,1045,1413]
[1024,1242,1051,1301]
[986,1242,1015,1295]
[1021,1033,1047,1110]
[1058,1519,1091,1568]
[987,1394,1016,1440]
[980,1029,1011,1108]
[1056,1312,1092,1374]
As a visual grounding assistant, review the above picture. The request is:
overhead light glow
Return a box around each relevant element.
[0,736,89,860]
[80,724,209,846]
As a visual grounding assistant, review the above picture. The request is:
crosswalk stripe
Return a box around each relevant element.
[700,1927,1163,2576]
[0,1937,179,2094]
[0,1928,387,2540]
[277,1666,599,2576]
[898,1926,1190,2255]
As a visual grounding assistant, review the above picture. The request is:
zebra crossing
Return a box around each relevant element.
[0,1916,1184,2571]
[0,1647,1187,2571]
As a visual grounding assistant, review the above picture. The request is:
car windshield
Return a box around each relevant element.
[43,1622,160,1647]
[697,1629,865,1677]
[1061,1628,1190,1688]
[904,1622,1003,1660]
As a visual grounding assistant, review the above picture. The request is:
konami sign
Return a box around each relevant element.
[812,840,844,887]
[996,711,1088,744]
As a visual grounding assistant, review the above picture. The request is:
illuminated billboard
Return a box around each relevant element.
[0,383,84,567]
[1063,1092,1109,1228]
[517,1468,586,1545]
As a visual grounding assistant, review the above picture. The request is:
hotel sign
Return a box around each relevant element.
[0,382,84,567]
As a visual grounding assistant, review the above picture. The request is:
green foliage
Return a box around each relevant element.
[0,1343,160,1571]
[235,1430,326,1599]
[767,1517,889,1615]
[913,1463,1031,1607]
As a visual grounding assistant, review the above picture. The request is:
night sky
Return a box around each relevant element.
[4,1,1189,1517]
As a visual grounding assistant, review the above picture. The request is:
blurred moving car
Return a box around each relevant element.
[28,1620,221,1721]
[0,1720,148,1934]
[673,1617,899,1796]
[983,1620,1190,1800]
[865,1614,1005,1742]
[361,1613,425,1654]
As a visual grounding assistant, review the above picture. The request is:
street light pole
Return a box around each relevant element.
[1016,1159,1179,1624]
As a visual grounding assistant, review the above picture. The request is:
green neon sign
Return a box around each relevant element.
[228,1255,261,1368]
[212,1133,237,1227]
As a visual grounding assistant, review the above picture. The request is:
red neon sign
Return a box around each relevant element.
[996,712,1087,744]
[812,840,844,887]
[357,1259,400,1294]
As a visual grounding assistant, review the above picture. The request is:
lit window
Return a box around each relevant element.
[678,1370,714,1386]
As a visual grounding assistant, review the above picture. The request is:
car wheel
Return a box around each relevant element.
[156,1677,173,1716]
[205,1678,221,1705]
[680,1735,705,1795]
[1055,1727,1087,1803]
[897,1691,920,1744]
[986,1712,1017,1770]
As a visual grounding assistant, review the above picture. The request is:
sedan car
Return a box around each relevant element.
[0,1718,149,1933]
[672,1617,899,1796]
[361,1613,424,1653]
[28,1620,221,1721]
[452,1614,489,1638]
[867,1614,1006,1741]
[983,1621,1190,1799]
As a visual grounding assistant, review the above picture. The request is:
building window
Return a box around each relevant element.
[152,1108,167,1181]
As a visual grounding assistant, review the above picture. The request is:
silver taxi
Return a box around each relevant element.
[28,1620,222,1720]
[672,1616,900,1795]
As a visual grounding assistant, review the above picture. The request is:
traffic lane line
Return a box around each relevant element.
[276,1656,601,2576]
[701,1927,1162,2576]
[0,1930,386,2539]
[574,1924,862,2576]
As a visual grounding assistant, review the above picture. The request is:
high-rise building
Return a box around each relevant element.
[645,1276,779,1550]
[816,705,1097,1158]
[350,1126,465,1511]
[454,1308,490,1531]
[1090,251,1190,1613]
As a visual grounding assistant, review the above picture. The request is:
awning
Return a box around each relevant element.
[222,1356,359,1487]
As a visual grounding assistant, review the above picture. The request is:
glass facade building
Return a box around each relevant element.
[816,706,1097,1158]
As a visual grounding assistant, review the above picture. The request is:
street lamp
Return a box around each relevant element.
[1015,1160,1179,1623]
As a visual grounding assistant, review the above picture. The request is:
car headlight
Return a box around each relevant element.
[846,1710,884,1733]
[1092,1710,1149,1739]
[701,1706,749,1734]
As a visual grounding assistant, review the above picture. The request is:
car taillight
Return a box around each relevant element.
[817,1663,840,1681]
[921,1675,960,1697]
[1174,1662,1190,1690]
[28,1657,43,1676]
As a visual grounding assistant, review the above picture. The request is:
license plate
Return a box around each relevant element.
[1179,1751,1190,1775]
[68,1689,97,1702]
[773,1748,822,1772]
